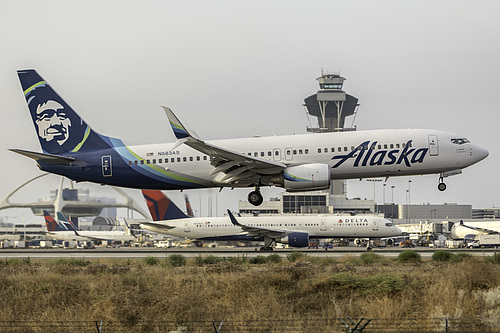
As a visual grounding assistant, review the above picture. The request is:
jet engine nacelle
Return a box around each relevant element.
[278,232,309,247]
[283,164,331,192]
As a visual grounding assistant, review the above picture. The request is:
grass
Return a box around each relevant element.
[1,254,500,330]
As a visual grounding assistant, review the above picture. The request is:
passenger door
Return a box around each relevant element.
[428,135,439,156]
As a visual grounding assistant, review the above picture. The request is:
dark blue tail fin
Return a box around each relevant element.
[142,190,190,221]
[18,70,113,155]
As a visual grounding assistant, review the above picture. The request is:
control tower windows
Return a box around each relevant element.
[320,84,343,89]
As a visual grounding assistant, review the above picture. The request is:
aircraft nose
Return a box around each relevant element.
[475,145,489,162]
[394,226,402,236]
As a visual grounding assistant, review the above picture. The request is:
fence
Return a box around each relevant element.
[0,317,498,332]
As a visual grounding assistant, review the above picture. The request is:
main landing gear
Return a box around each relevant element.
[248,186,263,206]
[259,236,274,252]
[438,176,447,192]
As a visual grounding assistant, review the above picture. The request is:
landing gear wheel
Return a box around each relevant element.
[438,182,447,191]
[248,190,264,206]
[259,247,273,252]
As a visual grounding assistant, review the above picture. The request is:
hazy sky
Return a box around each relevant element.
[1,1,499,222]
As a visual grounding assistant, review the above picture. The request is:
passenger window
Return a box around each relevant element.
[396,144,400,148]
[384,144,388,149]
[254,152,258,157]
[390,144,393,149]
[293,150,297,155]
[183,157,187,162]
[344,147,348,152]
[196,156,200,161]
[324,148,328,153]
[134,160,138,165]
[152,159,156,164]
[305,149,309,154]
[299,149,303,154]
[171,158,175,163]
[177,157,181,162]
[190,157,193,161]
[128,161,132,166]
[275,150,279,155]
[203,156,207,160]
[318,148,321,153]
[140,160,144,165]
[268,151,272,156]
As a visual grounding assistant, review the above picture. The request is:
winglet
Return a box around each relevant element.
[227,209,243,227]
[163,106,192,140]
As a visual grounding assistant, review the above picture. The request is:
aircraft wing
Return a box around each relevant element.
[72,231,111,242]
[139,221,176,232]
[227,210,288,239]
[164,107,286,185]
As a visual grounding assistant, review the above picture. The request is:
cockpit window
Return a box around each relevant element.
[385,222,393,227]
[451,138,470,145]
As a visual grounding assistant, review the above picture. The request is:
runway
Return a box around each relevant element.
[0,247,496,260]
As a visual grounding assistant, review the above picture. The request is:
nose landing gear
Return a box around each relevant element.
[438,176,447,191]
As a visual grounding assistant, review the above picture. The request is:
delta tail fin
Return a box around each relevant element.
[141,190,190,221]
[185,195,194,217]
[43,210,68,232]
[17,70,115,155]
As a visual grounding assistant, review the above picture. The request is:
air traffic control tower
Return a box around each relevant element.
[304,72,359,133]
[304,72,359,197]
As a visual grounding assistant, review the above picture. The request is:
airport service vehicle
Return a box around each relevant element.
[13,70,488,206]
[468,234,500,249]
[139,190,402,251]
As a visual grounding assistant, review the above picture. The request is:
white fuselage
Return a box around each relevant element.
[140,215,402,240]
[450,221,500,240]
[125,128,488,188]
[46,230,135,242]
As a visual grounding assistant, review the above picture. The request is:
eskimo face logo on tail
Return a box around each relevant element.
[331,140,429,168]
[24,82,89,154]
[35,100,71,146]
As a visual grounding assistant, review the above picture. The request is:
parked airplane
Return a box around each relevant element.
[13,70,489,206]
[43,210,136,242]
[139,190,402,250]
[450,220,500,240]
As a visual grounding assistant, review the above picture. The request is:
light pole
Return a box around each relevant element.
[408,180,412,223]
[383,183,386,218]
[391,185,395,221]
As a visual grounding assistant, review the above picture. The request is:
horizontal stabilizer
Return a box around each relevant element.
[9,149,75,164]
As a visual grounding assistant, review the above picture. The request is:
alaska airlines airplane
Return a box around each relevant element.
[140,190,402,250]
[13,70,489,206]
[43,210,136,242]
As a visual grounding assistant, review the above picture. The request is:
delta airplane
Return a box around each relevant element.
[139,190,402,250]
[12,70,489,206]
[450,220,500,240]
[43,210,136,242]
